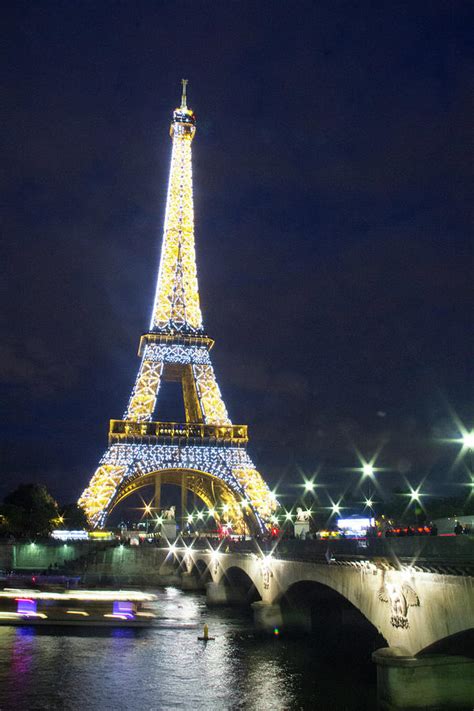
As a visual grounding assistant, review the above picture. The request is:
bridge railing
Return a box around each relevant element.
[200,536,474,573]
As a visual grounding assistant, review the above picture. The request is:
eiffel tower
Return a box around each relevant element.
[79,81,277,533]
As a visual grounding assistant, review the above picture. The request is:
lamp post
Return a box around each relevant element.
[461,431,474,475]
[409,486,422,526]
[142,503,153,535]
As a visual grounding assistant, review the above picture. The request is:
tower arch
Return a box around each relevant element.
[107,465,262,534]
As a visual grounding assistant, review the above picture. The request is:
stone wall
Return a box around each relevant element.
[0,542,181,587]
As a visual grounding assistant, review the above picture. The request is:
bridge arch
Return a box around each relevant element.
[280,579,387,651]
[221,566,262,605]
[260,558,474,657]
[419,628,474,657]
[176,549,474,659]
[189,558,213,584]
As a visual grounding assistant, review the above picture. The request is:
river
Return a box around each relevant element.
[0,587,377,710]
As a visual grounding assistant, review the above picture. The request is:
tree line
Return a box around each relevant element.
[0,484,88,539]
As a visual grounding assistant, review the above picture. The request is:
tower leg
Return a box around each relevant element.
[181,472,187,526]
[154,473,161,512]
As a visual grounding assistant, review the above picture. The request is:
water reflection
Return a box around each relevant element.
[0,589,375,710]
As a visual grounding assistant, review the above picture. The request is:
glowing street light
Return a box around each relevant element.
[208,508,216,518]
[353,446,383,480]
[143,504,152,515]
[362,463,374,478]
[460,431,474,450]
[304,480,315,493]
[443,418,474,475]
[331,502,341,515]
[409,486,422,503]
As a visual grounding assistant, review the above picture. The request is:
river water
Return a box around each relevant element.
[0,587,377,710]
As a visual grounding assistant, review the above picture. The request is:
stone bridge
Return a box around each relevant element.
[2,538,473,708]
[176,537,474,710]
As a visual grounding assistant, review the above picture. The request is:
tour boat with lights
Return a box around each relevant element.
[0,589,157,627]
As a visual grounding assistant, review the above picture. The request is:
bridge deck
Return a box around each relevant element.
[190,536,474,576]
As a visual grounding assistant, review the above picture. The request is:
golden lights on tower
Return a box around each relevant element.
[78,82,277,532]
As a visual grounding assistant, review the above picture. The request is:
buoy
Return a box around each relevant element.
[198,623,215,641]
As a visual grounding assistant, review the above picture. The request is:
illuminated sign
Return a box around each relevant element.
[337,517,374,531]
[51,530,89,541]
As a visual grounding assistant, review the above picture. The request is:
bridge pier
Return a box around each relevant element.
[206,581,248,606]
[373,647,474,710]
[252,601,283,633]
[154,472,161,511]
[181,572,206,591]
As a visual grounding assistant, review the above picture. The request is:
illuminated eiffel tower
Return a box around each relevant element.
[79,81,277,533]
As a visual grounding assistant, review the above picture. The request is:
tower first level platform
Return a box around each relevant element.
[78,83,276,533]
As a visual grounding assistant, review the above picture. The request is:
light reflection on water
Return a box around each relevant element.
[0,588,376,710]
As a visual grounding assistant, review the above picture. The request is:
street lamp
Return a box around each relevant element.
[354,447,385,484]
[362,463,374,478]
[407,485,423,525]
[461,431,474,450]
[364,496,375,517]
[410,488,421,503]
[141,501,154,534]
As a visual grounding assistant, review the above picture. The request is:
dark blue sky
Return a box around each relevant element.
[1,1,472,506]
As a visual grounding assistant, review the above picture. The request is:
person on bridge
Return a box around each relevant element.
[454,521,464,535]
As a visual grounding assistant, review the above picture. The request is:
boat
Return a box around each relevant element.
[0,588,157,627]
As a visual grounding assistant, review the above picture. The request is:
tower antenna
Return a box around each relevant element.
[181,78,188,109]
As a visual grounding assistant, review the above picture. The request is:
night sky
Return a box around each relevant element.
[2,1,472,507]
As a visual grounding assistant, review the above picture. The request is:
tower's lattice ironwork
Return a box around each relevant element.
[78,82,277,532]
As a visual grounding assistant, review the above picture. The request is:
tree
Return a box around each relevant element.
[1,484,59,538]
[60,503,89,530]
